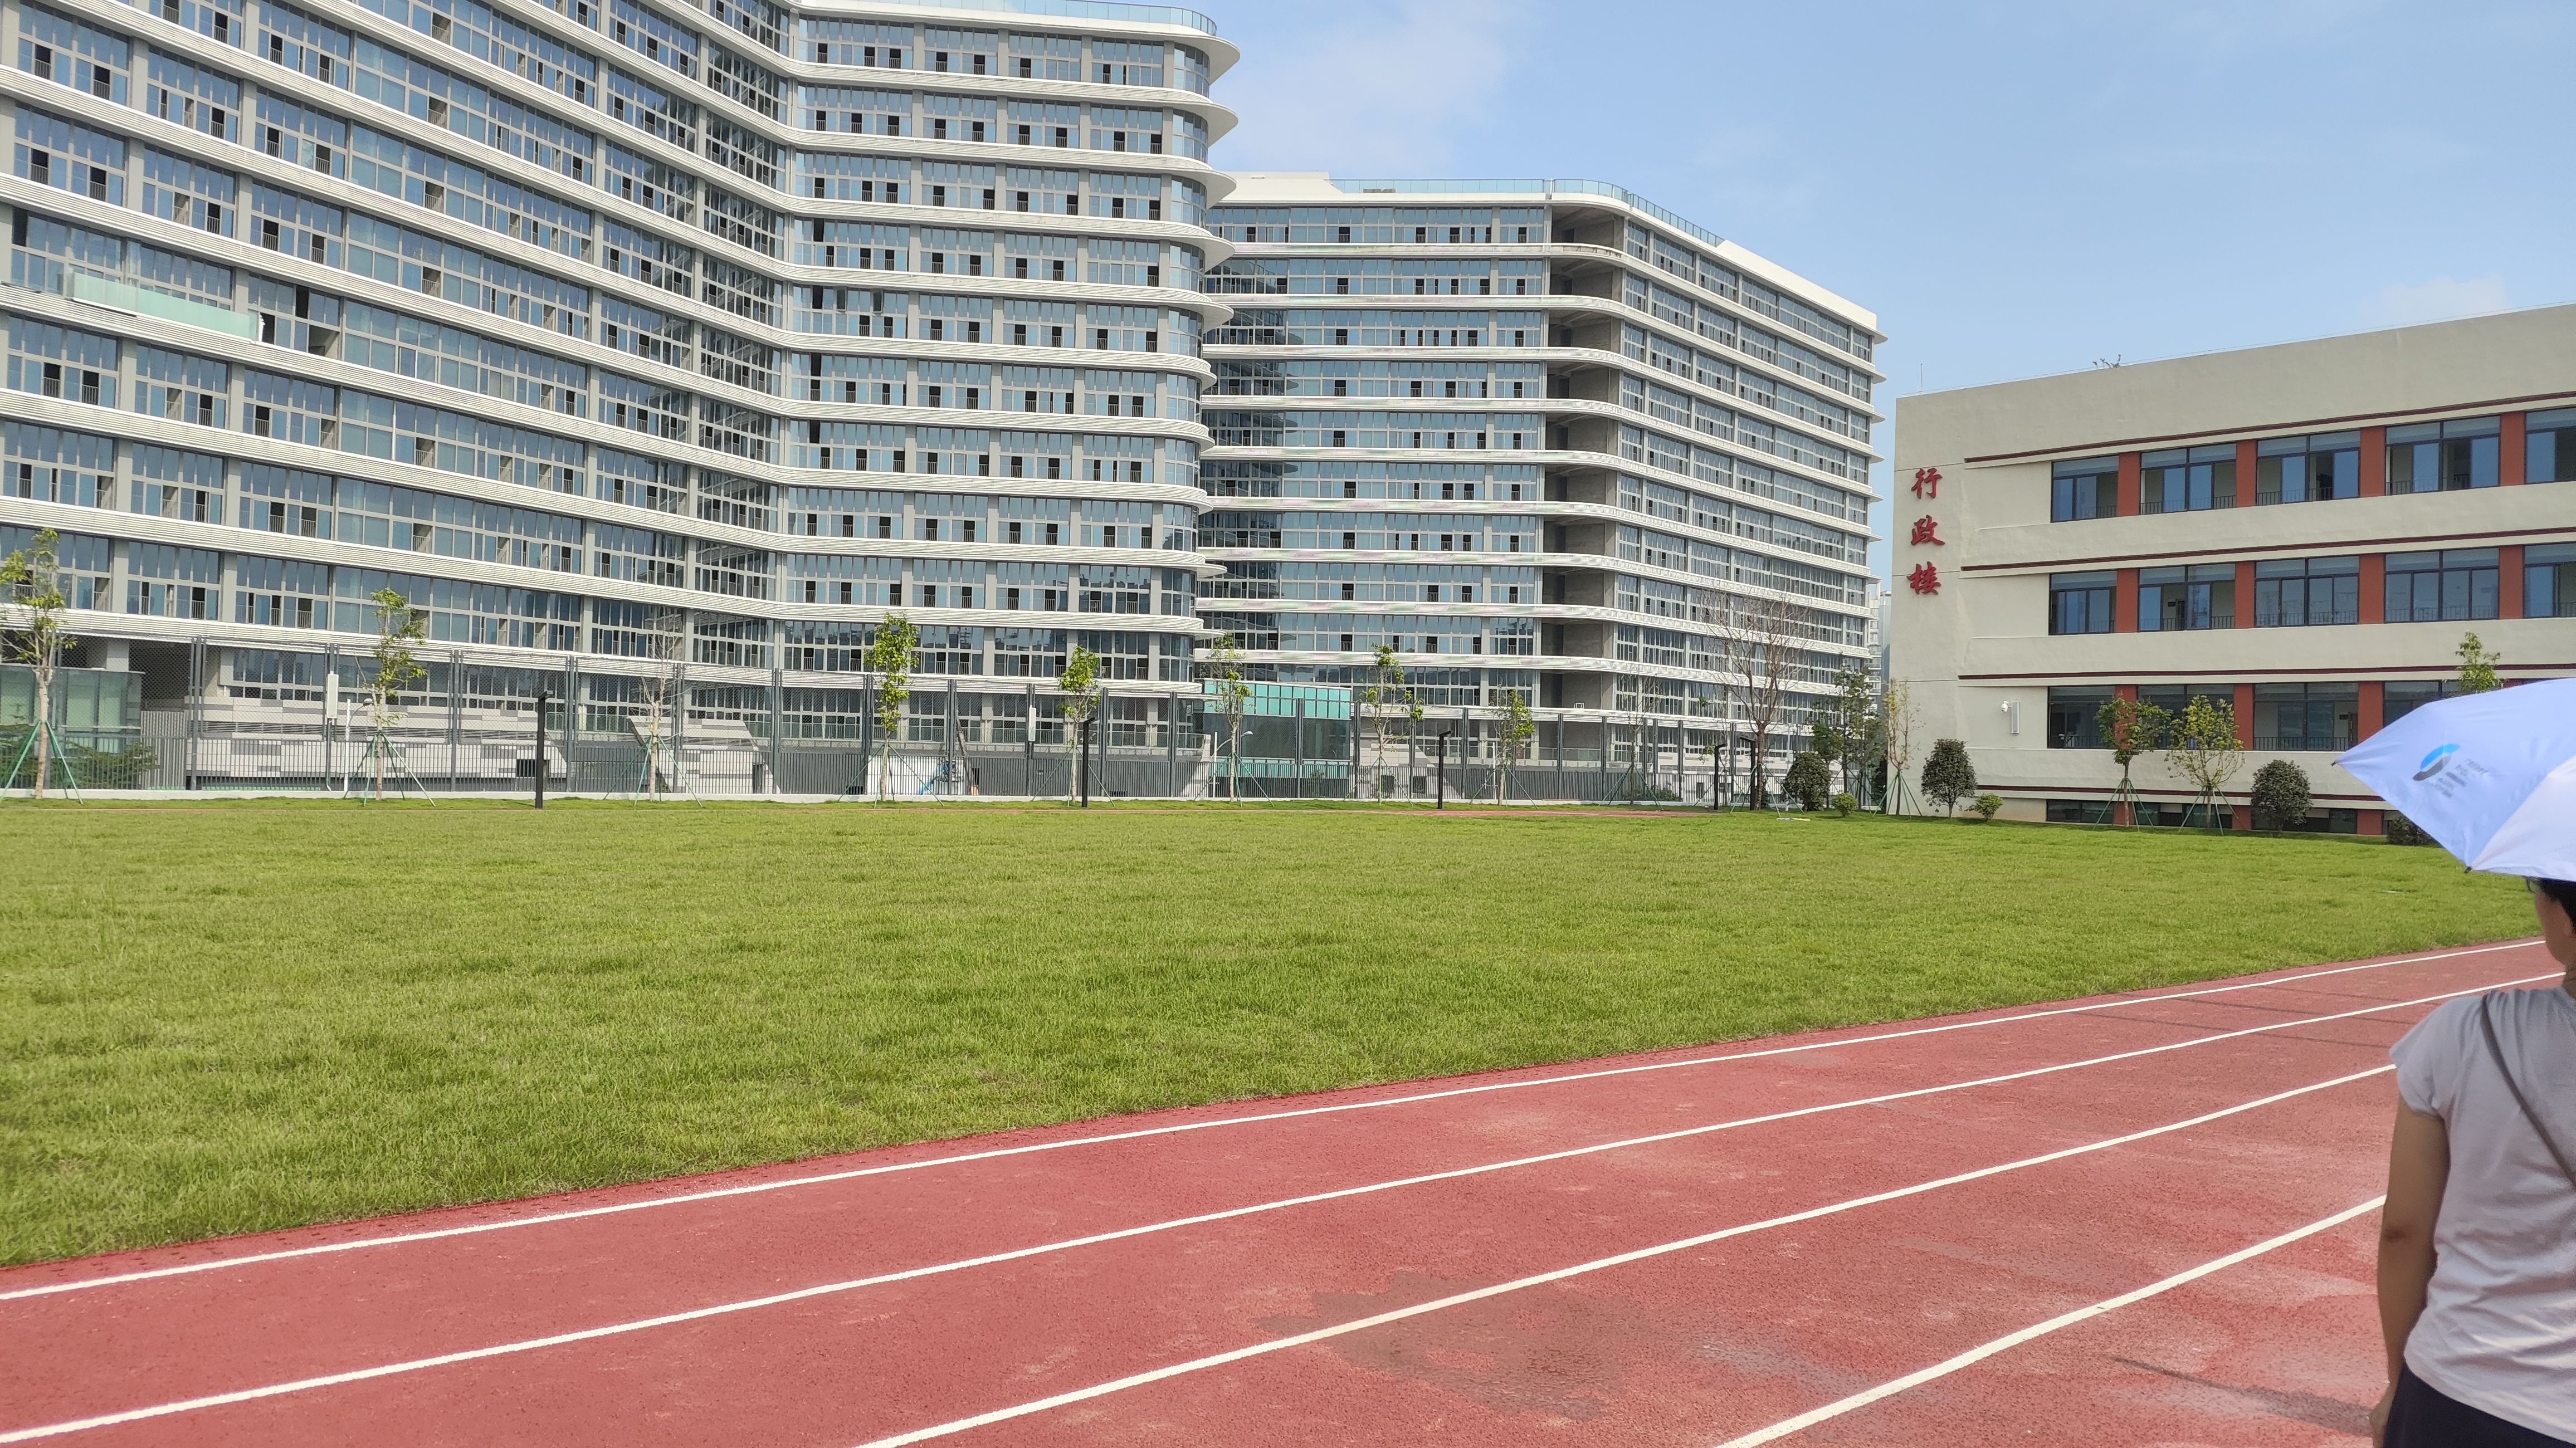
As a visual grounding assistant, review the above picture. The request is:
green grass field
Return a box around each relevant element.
[0,801,2534,1265]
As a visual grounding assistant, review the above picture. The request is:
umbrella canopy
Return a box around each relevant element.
[2336,677,2576,880]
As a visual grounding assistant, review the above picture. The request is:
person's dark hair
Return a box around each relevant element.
[2534,878,2576,918]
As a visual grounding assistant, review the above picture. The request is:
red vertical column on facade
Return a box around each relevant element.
[2499,545,2525,617]
[2114,568,2139,632]
[2234,441,2258,508]
[2501,414,2527,485]
[2116,452,2141,516]
[2233,675,2258,835]
[2358,554,2386,624]
[2355,686,2389,836]
[2233,561,2256,626]
[2359,426,2387,495]
[2114,683,2138,703]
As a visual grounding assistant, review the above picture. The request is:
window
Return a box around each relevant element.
[2254,432,2359,504]
[18,6,130,104]
[2382,680,2448,726]
[7,317,117,407]
[2138,564,2235,630]
[2051,456,2117,521]
[2252,683,2357,752]
[2383,549,2497,622]
[2251,555,2358,627]
[2523,542,2576,619]
[14,107,126,206]
[2385,416,2497,492]
[2048,570,2114,635]
[2139,444,2235,512]
[2525,407,2576,483]
[2045,687,2111,749]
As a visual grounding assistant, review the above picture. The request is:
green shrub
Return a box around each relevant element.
[1970,792,2004,821]
[2250,759,2312,831]
[1784,751,1830,811]
[2385,811,2438,847]
[1830,792,1857,819]
[1921,738,1977,815]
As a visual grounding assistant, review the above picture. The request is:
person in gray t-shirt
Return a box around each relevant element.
[2375,877,2576,1447]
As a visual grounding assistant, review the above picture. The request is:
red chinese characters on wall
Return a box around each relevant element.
[1909,515,1944,546]
[1911,466,1941,499]
[1908,561,1942,595]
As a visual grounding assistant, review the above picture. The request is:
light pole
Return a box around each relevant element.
[1434,729,1453,809]
[533,688,548,810]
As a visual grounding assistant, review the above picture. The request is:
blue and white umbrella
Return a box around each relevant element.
[2336,677,2576,880]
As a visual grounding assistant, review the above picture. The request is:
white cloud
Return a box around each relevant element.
[1213,0,1526,175]
[2363,274,2510,328]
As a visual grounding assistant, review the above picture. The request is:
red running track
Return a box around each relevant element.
[1,939,2554,1447]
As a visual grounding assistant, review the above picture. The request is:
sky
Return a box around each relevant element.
[1186,0,2576,584]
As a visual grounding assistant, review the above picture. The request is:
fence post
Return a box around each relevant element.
[1023,681,1036,798]
[184,635,205,790]
[769,662,785,796]
[1291,697,1305,800]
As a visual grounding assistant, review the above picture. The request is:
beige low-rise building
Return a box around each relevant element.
[1891,305,2576,830]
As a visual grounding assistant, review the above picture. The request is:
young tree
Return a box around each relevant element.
[1919,737,1977,816]
[2250,759,2312,831]
[1783,750,1830,811]
[2456,632,2502,693]
[365,587,426,802]
[1,530,74,799]
[2094,696,2170,826]
[631,608,684,799]
[1879,677,1919,814]
[867,613,916,803]
[1355,643,1407,799]
[1056,641,1102,805]
[1494,687,1535,803]
[1823,662,1878,804]
[1714,595,1808,810]
[2163,693,2245,831]
[1201,632,1250,802]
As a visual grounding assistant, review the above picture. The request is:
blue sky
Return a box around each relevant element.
[1191,0,2576,582]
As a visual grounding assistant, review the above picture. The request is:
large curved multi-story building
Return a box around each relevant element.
[1,0,1231,792]
[1199,174,1881,801]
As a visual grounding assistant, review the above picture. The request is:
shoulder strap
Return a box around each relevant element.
[2479,992,2576,1192]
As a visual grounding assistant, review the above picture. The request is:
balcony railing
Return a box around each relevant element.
[2253,732,2356,752]
[2252,607,2359,627]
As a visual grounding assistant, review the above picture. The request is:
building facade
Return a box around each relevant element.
[1201,174,1881,801]
[1,0,1231,794]
[1891,304,2576,829]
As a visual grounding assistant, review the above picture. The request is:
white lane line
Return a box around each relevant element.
[1707,1196,2387,1447]
[840,1068,2399,1447]
[1,976,2535,1445]
[3,940,2529,1304]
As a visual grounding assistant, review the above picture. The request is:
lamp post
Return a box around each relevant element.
[533,688,548,810]
[1434,729,1453,809]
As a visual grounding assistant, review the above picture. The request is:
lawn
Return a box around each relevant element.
[0,802,2533,1264]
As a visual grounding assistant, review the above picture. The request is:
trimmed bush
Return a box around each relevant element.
[1921,738,1977,815]
[1970,793,2004,821]
[1830,792,1857,819]
[2385,811,2438,847]
[2250,759,2313,831]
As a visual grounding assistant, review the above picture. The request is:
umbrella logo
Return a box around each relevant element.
[2413,743,2460,782]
